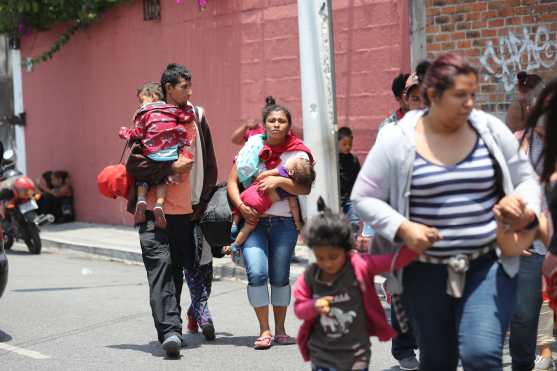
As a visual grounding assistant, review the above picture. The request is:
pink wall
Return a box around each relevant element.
[21,0,410,225]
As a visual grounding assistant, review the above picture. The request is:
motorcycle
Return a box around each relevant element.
[0,150,53,254]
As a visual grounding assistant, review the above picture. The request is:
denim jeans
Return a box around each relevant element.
[242,216,298,307]
[341,200,360,236]
[402,253,517,371]
[509,253,544,371]
[391,304,418,361]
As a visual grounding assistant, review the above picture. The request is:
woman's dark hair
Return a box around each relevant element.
[523,77,557,184]
[392,73,410,99]
[160,63,192,101]
[337,126,353,141]
[415,60,432,84]
[302,197,354,251]
[420,53,478,106]
[262,95,292,127]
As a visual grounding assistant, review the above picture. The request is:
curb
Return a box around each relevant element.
[40,237,386,295]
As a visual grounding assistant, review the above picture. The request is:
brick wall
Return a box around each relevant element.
[424,0,557,118]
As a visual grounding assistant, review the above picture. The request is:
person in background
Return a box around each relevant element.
[231,96,303,145]
[37,170,74,223]
[377,73,410,132]
[507,71,544,133]
[183,78,219,342]
[338,127,361,238]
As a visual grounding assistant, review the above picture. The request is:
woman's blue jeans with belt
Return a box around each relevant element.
[402,253,517,371]
[241,217,298,307]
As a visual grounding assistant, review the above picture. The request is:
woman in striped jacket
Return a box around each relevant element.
[351,53,541,371]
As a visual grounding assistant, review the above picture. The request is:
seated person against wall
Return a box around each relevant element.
[37,170,75,223]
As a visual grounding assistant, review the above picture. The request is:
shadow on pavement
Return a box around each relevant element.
[108,338,201,358]
[199,334,263,348]
[0,329,12,342]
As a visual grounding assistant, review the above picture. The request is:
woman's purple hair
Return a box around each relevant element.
[421,53,478,106]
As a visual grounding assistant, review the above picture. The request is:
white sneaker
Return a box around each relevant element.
[534,355,554,370]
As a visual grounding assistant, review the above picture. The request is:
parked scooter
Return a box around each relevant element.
[0,150,53,254]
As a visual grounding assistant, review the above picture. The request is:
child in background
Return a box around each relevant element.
[119,82,195,228]
[338,127,361,237]
[293,198,416,371]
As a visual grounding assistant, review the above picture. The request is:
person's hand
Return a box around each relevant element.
[255,169,276,182]
[239,203,259,225]
[397,221,442,255]
[314,296,333,315]
[493,196,534,231]
[257,176,282,193]
[222,246,232,255]
[244,118,259,130]
[171,154,194,174]
[190,203,205,223]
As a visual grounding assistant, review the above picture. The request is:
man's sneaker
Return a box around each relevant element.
[162,335,181,358]
[186,316,198,334]
[201,323,216,341]
[398,356,419,371]
[534,355,554,370]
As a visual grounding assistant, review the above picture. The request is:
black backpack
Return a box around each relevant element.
[199,183,233,253]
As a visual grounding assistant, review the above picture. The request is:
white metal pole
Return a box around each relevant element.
[9,47,26,174]
[297,0,340,218]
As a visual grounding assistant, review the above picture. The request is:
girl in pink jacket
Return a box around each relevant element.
[293,198,416,371]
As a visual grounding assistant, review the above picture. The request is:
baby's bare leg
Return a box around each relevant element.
[235,223,257,247]
[153,184,167,229]
[134,183,149,225]
[288,196,302,231]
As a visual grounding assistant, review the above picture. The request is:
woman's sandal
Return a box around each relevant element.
[273,334,296,345]
[153,204,167,229]
[253,335,273,350]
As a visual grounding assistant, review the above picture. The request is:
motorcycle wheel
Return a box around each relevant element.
[3,234,13,250]
[24,224,41,254]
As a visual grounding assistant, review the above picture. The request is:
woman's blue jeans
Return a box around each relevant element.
[241,216,298,307]
[402,253,517,371]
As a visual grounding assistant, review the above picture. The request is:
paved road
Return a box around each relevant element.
[0,245,402,371]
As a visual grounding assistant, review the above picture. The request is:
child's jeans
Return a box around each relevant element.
[341,200,360,237]
[184,262,213,326]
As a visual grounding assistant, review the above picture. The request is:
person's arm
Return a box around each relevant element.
[54,183,72,198]
[363,246,418,275]
[489,112,541,228]
[257,176,310,195]
[231,123,249,145]
[293,274,320,321]
[497,225,537,256]
[227,164,259,225]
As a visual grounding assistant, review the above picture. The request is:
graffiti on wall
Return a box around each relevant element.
[480,26,557,91]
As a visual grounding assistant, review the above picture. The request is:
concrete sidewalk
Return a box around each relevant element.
[39,222,310,283]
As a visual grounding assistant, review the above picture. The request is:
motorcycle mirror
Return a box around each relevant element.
[3,149,14,162]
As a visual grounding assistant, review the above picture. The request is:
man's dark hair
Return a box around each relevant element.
[392,73,410,99]
[289,159,316,190]
[337,126,353,141]
[416,60,432,84]
[160,63,192,100]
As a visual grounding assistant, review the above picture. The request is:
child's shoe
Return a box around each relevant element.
[200,323,216,341]
[134,199,148,225]
[534,355,554,370]
[153,203,167,229]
